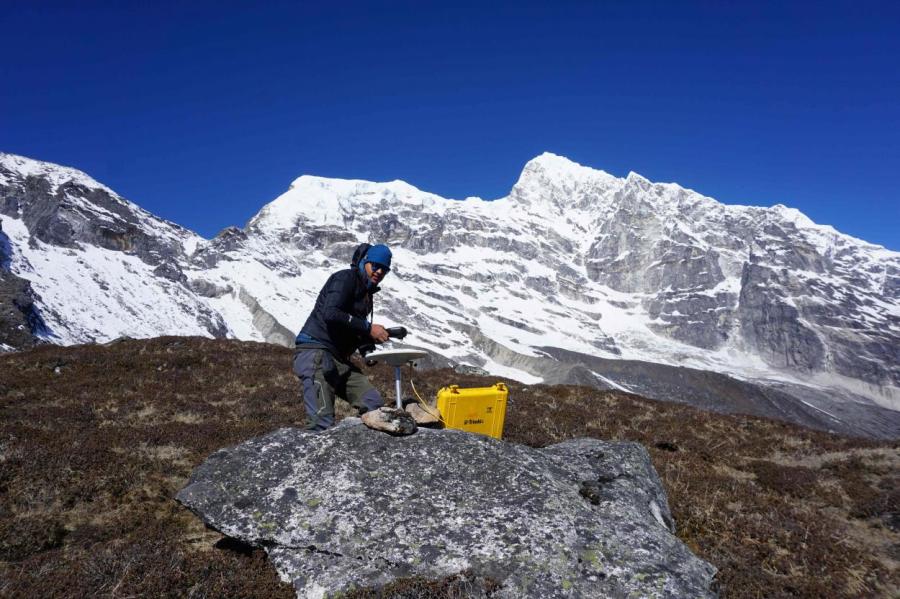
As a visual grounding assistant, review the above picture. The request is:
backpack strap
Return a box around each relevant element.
[350,242,372,268]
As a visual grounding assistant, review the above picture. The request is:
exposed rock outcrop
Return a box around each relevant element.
[0,268,47,351]
[237,287,295,348]
[0,161,193,269]
[177,422,717,598]
[0,229,47,350]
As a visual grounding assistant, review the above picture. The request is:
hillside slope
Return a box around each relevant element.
[0,338,897,597]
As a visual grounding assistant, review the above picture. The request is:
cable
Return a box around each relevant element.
[407,364,445,423]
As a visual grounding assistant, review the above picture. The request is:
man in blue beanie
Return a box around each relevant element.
[293,243,393,430]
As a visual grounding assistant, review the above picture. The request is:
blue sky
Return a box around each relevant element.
[2,1,898,249]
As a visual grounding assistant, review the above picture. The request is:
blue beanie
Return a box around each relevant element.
[364,244,392,269]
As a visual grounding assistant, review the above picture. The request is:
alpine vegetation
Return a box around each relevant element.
[1,338,896,597]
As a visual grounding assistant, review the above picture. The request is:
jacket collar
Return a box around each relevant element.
[354,267,381,294]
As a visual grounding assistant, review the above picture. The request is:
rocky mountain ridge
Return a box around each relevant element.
[1,151,898,438]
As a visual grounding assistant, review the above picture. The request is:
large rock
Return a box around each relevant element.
[176,421,717,598]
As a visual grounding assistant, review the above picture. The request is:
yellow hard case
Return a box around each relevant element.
[435,383,508,439]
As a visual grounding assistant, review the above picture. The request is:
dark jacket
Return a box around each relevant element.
[297,252,380,359]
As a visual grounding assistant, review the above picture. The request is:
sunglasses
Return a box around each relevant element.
[369,262,390,274]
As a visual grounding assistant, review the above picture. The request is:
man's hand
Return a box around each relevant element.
[370,323,390,343]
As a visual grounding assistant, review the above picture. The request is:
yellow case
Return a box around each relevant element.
[435,383,508,439]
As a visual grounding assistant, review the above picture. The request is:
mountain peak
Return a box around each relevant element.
[625,171,650,183]
[287,173,424,196]
[526,151,581,167]
[520,152,597,179]
[509,153,621,211]
[516,152,621,188]
[0,152,113,194]
[250,172,444,233]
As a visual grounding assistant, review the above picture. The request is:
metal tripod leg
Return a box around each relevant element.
[394,365,403,409]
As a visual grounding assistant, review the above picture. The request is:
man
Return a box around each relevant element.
[293,242,393,430]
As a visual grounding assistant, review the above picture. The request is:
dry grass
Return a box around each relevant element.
[1,337,897,598]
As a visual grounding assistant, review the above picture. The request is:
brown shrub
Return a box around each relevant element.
[346,569,501,598]
[0,515,67,561]
[822,456,900,521]
[746,460,820,498]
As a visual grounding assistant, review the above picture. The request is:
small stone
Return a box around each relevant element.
[404,402,441,425]
[361,407,417,435]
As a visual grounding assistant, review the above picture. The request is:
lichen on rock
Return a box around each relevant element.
[177,420,717,598]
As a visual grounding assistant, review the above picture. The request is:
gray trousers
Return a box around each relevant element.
[293,348,383,431]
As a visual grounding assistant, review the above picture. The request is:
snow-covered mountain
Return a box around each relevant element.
[2,151,898,438]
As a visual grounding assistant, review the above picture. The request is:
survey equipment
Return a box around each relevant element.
[365,348,429,409]
[436,383,509,439]
[359,326,409,360]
